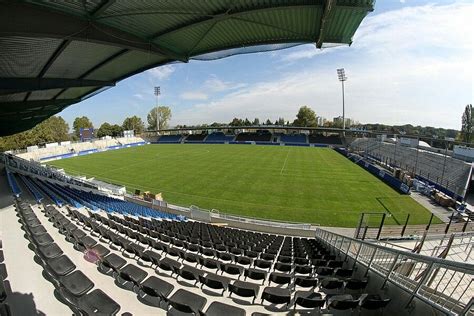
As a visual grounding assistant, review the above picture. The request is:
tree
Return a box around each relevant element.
[97,123,123,137]
[147,106,172,130]
[244,118,251,126]
[73,116,93,138]
[96,122,112,138]
[293,106,317,127]
[252,118,260,125]
[461,104,473,143]
[265,119,272,125]
[229,118,243,126]
[110,124,123,137]
[0,116,70,152]
[122,116,145,134]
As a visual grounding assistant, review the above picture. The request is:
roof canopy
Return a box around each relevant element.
[0,0,374,136]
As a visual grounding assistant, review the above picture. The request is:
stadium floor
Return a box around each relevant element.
[47,144,441,227]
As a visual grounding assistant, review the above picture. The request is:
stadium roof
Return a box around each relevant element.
[0,0,375,136]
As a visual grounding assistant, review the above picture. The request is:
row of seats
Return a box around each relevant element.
[205,132,235,143]
[5,171,21,197]
[157,135,182,143]
[67,207,391,314]
[308,135,343,145]
[15,200,121,315]
[280,134,307,144]
[184,134,207,142]
[235,132,272,142]
[18,174,43,203]
[26,175,183,221]
[0,239,10,316]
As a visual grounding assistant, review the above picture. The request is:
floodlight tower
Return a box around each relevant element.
[154,86,160,133]
[337,68,347,134]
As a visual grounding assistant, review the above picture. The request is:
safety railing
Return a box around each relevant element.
[315,228,474,316]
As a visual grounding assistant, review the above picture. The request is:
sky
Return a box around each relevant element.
[59,0,473,131]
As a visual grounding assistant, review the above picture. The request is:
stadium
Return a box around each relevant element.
[0,1,473,316]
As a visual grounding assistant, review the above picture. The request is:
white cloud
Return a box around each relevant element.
[203,75,247,92]
[172,2,473,130]
[180,91,209,101]
[133,93,144,100]
[146,65,175,80]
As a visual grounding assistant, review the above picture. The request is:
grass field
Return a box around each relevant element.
[47,144,441,227]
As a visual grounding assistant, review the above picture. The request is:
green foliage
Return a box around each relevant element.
[147,106,172,130]
[122,116,145,134]
[48,145,439,227]
[73,116,93,138]
[461,104,473,143]
[0,116,69,152]
[293,106,317,127]
[229,118,244,126]
[97,122,123,138]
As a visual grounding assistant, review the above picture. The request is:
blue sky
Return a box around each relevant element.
[60,0,473,130]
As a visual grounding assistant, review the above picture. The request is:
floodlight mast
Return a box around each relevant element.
[337,68,347,135]
[154,86,160,134]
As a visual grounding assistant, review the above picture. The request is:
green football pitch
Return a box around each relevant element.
[47,144,440,227]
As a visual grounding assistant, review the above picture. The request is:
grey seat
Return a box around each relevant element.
[200,301,245,316]
[77,289,121,316]
[261,287,291,308]
[45,255,76,277]
[138,276,174,306]
[59,270,94,297]
[228,280,259,304]
[165,289,207,315]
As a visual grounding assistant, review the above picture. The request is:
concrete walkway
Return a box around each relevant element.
[410,191,452,223]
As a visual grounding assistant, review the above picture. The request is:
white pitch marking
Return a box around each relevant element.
[280,148,291,175]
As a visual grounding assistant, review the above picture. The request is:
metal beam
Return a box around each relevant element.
[149,4,322,41]
[0,99,80,109]
[90,0,116,18]
[316,0,336,48]
[1,2,187,62]
[0,78,114,95]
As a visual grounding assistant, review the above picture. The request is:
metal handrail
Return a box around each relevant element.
[316,228,474,315]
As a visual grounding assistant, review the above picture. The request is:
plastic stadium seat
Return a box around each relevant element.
[165,289,207,315]
[157,258,181,275]
[99,254,127,276]
[294,264,313,275]
[345,278,368,293]
[220,263,243,277]
[274,262,292,273]
[294,276,318,288]
[175,265,204,285]
[228,280,259,304]
[244,268,267,285]
[261,287,291,308]
[138,276,174,307]
[268,272,292,286]
[294,291,325,311]
[334,268,353,279]
[254,259,272,270]
[328,294,360,311]
[198,257,220,271]
[45,255,76,277]
[59,270,94,297]
[360,294,391,312]
[199,273,230,295]
[77,289,121,316]
[200,301,245,316]
[116,264,148,291]
[320,277,344,295]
